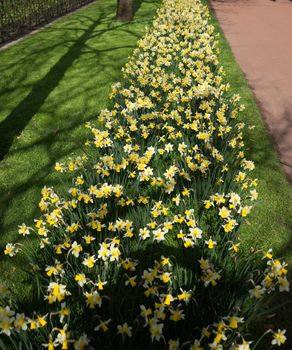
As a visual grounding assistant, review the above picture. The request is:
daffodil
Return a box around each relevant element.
[82,255,96,268]
[271,329,287,346]
[149,321,164,341]
[18,224,31,236]
[117,323,132,337]
[84,291,102,309]
[4,243,19,257]
[94,319,111,332]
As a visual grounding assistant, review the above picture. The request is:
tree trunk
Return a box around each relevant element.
[117,0,133,22]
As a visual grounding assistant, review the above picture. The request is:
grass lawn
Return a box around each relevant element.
[0,0,161,292]
[203,2,292,258]
[206,0,292,345]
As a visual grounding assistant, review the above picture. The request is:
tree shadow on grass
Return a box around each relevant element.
[0,1,156,160]
[0,0,161,290]
[133,0,144,15]
[134,0,160,17]
[0,11,110,161]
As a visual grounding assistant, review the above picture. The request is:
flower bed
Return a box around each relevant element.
[0,0,289,349]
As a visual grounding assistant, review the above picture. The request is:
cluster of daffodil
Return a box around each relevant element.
[1,0,289,349]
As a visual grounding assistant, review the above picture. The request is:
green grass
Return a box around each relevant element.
[203,1,292,257]
[205,1,292,346]
[0,0,161,289]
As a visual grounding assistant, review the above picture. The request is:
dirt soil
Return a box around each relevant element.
[211,0,292,182]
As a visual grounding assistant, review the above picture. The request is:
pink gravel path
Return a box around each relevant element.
[211,0,292,182]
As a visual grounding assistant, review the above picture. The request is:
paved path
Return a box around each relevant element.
[211,0,292,181]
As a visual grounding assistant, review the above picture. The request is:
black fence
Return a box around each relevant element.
[0,0,96,45]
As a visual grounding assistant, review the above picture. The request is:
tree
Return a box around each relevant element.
[117,0,133,21]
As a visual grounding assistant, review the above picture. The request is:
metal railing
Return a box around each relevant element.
[0,0,96,45]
